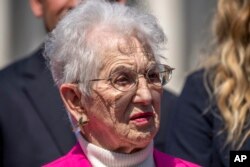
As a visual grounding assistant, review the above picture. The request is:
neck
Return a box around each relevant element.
[75,131,155,167]
[82,129,150,154]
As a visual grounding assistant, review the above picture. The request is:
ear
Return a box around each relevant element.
[60,83,87,122]
[29,0,43,17]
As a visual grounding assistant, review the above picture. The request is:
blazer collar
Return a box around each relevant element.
[21,46,45,78]
[22,47,76,154]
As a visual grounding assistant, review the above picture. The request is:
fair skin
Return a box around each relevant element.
[60,33,162,154]
[29,0,127,32]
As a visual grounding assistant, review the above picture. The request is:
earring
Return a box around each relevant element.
[77,116,89,127]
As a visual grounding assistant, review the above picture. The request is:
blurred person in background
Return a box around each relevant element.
[165,0,250,166]
[0,0,176,166]
[43,1,196,166]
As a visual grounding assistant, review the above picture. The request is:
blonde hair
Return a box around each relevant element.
[204,0,250,149]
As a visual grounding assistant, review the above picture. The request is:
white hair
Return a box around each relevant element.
[44,0,167,96]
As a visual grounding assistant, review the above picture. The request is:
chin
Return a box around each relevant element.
[118,129,157,153]
[129,128,157,147]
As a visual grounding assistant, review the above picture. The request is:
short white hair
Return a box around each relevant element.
[44,0,167,96]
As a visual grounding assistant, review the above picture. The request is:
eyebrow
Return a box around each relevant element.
[109,62,157,75]
[110,65,134,75]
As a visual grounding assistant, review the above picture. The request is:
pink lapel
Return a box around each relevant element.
[43,143,92,167]
[153,149,200,167]
[44,144,200,167]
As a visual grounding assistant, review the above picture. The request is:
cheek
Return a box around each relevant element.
[104,90,135,123]
[114,91,135,112]
[91,85,135,123]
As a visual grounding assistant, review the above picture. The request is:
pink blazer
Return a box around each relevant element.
[43,143,200,167]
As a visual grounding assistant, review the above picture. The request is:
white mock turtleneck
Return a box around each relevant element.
[75,131,155,167]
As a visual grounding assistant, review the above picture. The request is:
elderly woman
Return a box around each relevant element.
[43,0,199,167]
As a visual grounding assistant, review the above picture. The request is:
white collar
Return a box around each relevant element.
[75,131,155,167]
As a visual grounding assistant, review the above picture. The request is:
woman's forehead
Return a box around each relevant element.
[88,27,153,57]
[89,29,156,73]
[117,36,148,54]
[100,35,154,60]
[101,38,155,73]
[99,54,155,77]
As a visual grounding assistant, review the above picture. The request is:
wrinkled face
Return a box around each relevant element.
[83,35,162,153]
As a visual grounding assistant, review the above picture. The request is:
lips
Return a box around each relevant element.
[130,112,154,124]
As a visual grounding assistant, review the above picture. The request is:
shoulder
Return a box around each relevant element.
[42,144,91,167]
[184,69,205,92]
[0,48,44,85]
[186,69,204,80]
[179,69,209,106]
[161,88,177,109]
[162,89,177,101]
[153,149,200,167]
[174,69,213,126]
[161,88,177,111]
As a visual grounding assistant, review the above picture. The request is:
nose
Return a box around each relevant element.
[132,77,153,105]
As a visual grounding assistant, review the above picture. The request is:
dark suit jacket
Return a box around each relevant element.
[0,47,177,167]
[165,70,250,167]
[155,88,177,153]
